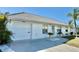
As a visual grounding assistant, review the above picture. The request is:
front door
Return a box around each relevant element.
[7,21,31,41]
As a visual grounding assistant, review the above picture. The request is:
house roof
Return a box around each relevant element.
[8,12,68,26]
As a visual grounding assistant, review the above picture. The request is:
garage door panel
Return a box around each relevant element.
[7,22,31,41]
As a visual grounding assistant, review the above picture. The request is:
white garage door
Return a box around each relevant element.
[7,21,31,41]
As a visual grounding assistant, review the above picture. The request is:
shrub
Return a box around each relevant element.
[62,35,75,40]
[70,32,73,35]
[48,32,53,35]
[48,32,53,38]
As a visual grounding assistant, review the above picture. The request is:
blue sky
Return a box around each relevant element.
[0,7,78,24]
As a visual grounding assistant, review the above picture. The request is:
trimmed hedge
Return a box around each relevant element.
[62,35,75,40]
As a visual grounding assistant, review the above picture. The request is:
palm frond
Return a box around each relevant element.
[68,20,73,25]
[68,20,73,28]
[67,13,73,17]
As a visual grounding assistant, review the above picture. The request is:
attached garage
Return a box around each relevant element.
[7,21,49,41]
[7,12,68,41]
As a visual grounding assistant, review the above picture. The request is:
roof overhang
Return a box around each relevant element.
[8,12,68,27]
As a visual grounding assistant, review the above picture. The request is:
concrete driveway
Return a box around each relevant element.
[7,38,68,52]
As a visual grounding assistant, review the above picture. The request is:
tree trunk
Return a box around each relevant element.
[73,19,77,38]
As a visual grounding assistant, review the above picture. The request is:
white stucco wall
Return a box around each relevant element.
[48,25,53,33]
[54,25,69,36]
[7,20,69,41]
[7,21,49,40]
[61,26,67,35]
[54,25,61,36]
[32,23,48,39]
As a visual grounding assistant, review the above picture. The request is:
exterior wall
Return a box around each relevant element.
[67,27,70,35]
[61,26,68,35]
[54,25,69,36]
[32,23,48,39]
[48,25,53,33]
[7,20,70,41]
[7,21,49,41]
[54,25,61,36]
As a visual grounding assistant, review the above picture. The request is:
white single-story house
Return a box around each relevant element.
[6,12,71,41]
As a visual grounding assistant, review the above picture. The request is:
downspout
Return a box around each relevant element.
[30,23,32,40]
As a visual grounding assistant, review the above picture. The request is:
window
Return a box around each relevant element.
[57,29,62,34]
[42,25,48,34]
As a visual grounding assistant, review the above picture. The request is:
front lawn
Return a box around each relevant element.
[66,38,79,47]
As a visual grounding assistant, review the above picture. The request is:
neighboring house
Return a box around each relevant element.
[6,12,70,41]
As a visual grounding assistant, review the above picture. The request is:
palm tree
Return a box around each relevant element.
[67,8,79,38]
[0,12,12,45]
